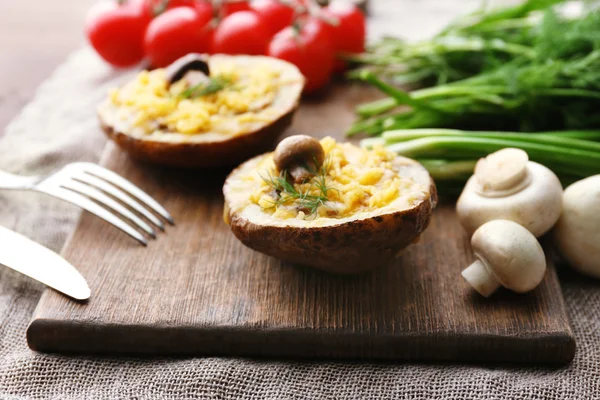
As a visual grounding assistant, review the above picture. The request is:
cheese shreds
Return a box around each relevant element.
[108,61,288,135]
[250,137,422,220]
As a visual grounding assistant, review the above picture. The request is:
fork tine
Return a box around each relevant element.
[41,186,147,246]
[61,180,156,238]
[73,172,165,231]
[75,163,174,224]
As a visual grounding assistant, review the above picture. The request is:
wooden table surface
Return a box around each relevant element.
[0,0,96,133]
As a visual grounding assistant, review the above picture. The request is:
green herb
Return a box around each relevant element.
[261,158,335,217]
[349,0,600,136]
[179,75,233,99]
[363,128,600,195]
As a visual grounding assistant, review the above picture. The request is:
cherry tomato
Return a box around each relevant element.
[268,17,335,93]
[148,0,196,14]
[222,1,252,16]
[163,0,195,8]
[128,0,155,20]
[191,1,250,19]
[130,0,196,20]
[85,1,150,68]
[144,7,214,67]
[212,11,270,55]
[250,0,295,36]
[194,0,214,16]
[323,1,366,71]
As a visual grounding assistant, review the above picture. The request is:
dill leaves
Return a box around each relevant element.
[261,158,336,217]
[350,0,600,136]
[179,75,233,99]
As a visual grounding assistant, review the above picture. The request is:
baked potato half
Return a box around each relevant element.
[223,136,437,274]
[98,54,304,168]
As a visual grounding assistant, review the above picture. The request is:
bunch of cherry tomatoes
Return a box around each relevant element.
[85,0,366,93]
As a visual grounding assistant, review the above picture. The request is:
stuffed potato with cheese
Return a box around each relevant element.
[223,135,437,274]
[98,54,304,167]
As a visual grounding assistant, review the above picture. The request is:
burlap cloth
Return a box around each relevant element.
[1,1,600,398]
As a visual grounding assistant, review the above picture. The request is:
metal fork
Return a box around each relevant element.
[0,163,174,245]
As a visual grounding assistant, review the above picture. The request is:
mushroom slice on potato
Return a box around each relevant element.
[222,137,438,274]
[98,54,304,168]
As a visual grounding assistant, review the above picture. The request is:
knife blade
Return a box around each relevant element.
[0,226,90,300]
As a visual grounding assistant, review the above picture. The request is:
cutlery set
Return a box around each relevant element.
[0,163,173,300]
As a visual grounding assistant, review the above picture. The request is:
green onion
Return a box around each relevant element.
[364,129,600,195]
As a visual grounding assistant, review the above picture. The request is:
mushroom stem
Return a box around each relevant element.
[288,165,313,183]
[461,259,501,297]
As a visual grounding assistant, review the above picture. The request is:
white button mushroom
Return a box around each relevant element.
[553,175,600,278]
[461,219,547,297]
[456,148,563,238]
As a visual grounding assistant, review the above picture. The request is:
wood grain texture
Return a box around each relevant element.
[26,83,575,364]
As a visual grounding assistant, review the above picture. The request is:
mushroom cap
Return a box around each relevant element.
[471,219,546,293]
[165,53,210,84]
[273,135,325,173]
[553,175,600,278]
[457,161,563,237]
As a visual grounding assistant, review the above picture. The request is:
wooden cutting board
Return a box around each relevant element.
[27,85,575,364]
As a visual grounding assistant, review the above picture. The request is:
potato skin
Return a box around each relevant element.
[98,55,303,168]
[225,172,438,274]
[99,107,297,168]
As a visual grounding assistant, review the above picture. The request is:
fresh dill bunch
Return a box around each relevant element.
[179,75,233,99]
[350,5,600,136]
[261,157,336,217]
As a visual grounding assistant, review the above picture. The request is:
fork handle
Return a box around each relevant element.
[0,170,38,190]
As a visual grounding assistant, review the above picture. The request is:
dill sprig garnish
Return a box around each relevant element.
[179,75,233,99]
[262,157,336,217]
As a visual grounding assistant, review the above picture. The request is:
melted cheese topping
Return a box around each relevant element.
[108,61,295,136]
[245,137,428,220]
